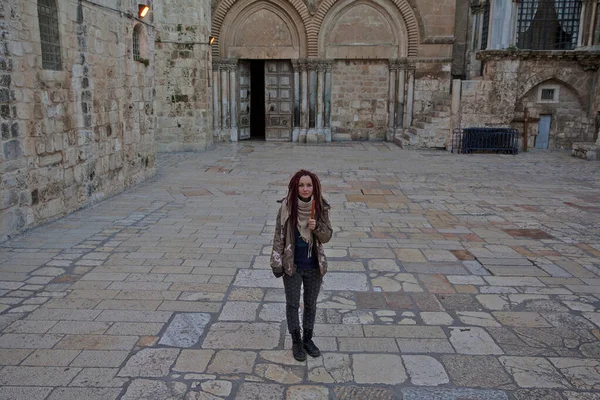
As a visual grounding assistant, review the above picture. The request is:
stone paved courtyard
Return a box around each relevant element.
[1,142,600,399]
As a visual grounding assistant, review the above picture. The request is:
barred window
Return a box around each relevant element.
[133,25,142,61]
[517,0,582,50]
[37,0,62,70]
[481,0,490,50]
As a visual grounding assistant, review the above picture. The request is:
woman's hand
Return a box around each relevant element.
[308,219,316,230]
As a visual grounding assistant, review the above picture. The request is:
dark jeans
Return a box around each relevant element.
[283,267,322,334]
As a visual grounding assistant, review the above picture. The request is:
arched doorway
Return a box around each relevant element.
[212,0,419,143]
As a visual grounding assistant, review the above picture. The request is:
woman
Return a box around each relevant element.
[271,169,333,361]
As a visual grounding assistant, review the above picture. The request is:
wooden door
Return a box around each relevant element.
[264,61,292,141]
[238,61,251,140]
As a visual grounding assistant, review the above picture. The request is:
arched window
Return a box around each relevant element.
[133,24,142,61]
[517,0,582,49]
[37,0,62,70]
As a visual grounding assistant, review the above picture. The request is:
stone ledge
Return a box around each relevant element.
[477,50,600,70]
[572,142,599,161]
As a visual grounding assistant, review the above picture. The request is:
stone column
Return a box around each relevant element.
[307,60,318,141]
[220,61,230,138]
[292,60,301,141]
[589,0,598,46]
[300,60,309,141]
[405,64,415,129]
[228,60,238,142]
[578,1,588,47]
[396,66,406,131]
[387,60,398,142]
[212,62,220,135]
[324,61,333,142]
[316,62,325,133]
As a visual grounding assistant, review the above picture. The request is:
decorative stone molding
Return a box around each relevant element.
[213,58,238,71]
[422,36,455,45]
[212,0,311,59]
[477,50,600,71]
[313,0,423,58]
[316,60,332,71]
[388,58,409,71]
[470,0,486,13]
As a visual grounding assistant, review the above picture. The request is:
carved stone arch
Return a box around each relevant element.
[212,0,310,58]
[317,0,408,59]
[518,74,588,107]
[312,0,422,58]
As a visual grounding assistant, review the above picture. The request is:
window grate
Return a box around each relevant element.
[133,25,141,61]
[517,0,581,50]
[38,0,62,70]
[541,88,556,100]
[481,0,490,50]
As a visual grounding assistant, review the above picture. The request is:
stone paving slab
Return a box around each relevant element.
[1,143,600,399]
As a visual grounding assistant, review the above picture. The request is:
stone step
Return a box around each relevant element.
[408,126,450,137]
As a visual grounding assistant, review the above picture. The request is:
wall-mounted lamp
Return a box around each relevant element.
[138,4,150,18]
[209,36,215,45]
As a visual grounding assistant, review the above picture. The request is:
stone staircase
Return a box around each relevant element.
[400,99,451,148]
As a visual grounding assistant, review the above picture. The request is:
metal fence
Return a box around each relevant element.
[451,128,519,155]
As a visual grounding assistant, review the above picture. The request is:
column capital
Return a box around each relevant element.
[316,60,332,72]
[215,58,237,71]
[388,58,411,71]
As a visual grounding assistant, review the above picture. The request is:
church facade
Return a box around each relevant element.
[1,0,599,239]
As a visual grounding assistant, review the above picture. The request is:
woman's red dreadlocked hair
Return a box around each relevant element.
[285,170,325,232]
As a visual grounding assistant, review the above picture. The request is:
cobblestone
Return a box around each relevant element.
[1,143,600,398]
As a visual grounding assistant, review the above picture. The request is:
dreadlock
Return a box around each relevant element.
[285,169,325,232]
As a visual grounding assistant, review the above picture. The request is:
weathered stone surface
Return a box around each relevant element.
[442,355,513,388]
[448,327,503,355]
[158,313,211,348]
[401,388,509,400]
[255,363,303,384]
[207,350,257,374]
[46,388,122,400]
[219,302,259,321]
[352,354,406,384]
[286,385,330,400]
[549,358,600,390]
[307,353,352,383]
[173,350,214,373]
[0,386,53,400]
[121,379,188,400]
[322,273,369,291]
[234,270,284,288]
[202,323,279,349]
[332,385,394,400]
[201,380,232,397]
[118,348,180,377]
[0,366,82,386]
[403,355,449,386]
[235,383,284,400]
[499,356,570,388]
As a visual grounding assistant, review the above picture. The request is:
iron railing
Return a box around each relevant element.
[451,128,519,154]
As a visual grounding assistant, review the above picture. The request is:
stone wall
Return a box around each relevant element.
[0,0,156,241]
[154,0,213,152]
[513,81,593,149]
[413,61,452,115]
[458,53,598,149]
[330,60,389,141]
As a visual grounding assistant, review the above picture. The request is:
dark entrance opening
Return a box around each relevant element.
[250,60,265,140]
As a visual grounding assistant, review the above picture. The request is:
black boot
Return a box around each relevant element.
[303,329,321,358]
[291,329,306,361]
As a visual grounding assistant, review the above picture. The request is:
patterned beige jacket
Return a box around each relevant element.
[270,199,333,277]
